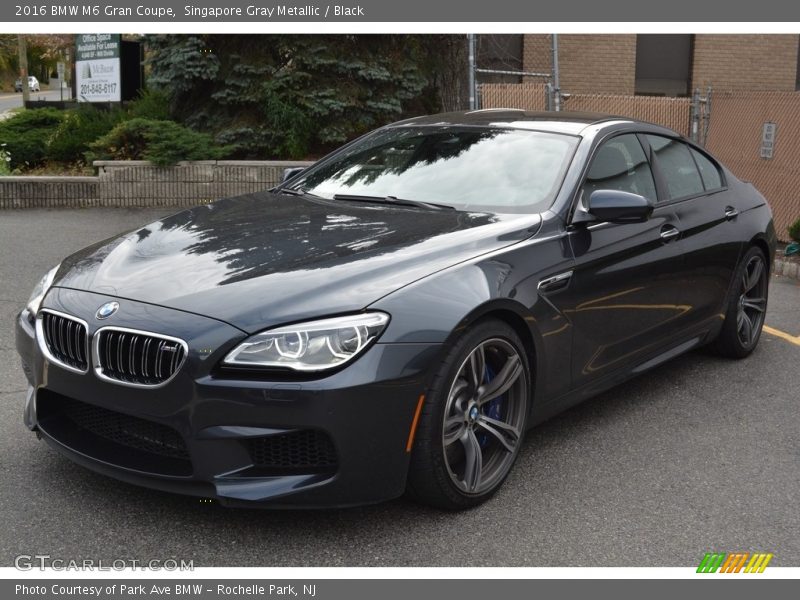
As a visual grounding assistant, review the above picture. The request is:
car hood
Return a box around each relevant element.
[54,192,539,332]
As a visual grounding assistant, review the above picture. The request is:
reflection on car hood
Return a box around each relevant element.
[54,192,539,332]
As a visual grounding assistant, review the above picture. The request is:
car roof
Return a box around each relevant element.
[391,109,668,136]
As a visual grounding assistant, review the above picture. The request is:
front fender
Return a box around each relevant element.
[370,235,576,404]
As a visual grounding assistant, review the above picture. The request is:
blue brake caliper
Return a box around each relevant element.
[477,364,504,448]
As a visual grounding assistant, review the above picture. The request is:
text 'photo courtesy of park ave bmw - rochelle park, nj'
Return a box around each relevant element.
[0,6,799,595]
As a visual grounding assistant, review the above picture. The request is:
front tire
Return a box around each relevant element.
[406,319,531,510]
[711,246,769,358]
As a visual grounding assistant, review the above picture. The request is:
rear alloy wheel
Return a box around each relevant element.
[407,320,530,509]
[712,246,769,358]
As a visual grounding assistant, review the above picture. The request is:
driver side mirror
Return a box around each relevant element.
[281,166,307,183]
[586,189,653,224]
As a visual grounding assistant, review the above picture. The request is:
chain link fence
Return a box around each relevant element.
[479,81,800,241]
[479,83,548,111]
[562,93,693,136]
[472,34,555,110]
[520,34,553,83]
[704,91,800,241]
[479,84,691,134]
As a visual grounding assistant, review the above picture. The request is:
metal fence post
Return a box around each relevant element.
[690,89,700,143]
[470,35,555,111]
[702,86,712,146]
[467,34,477,110]
[551,34,561,112]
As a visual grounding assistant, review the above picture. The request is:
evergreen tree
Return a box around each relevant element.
[144,34,455,159]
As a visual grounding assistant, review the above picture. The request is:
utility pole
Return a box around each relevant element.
[17,35,30,105]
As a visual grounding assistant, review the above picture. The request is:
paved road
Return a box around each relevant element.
[0,89,72,114]
[1,209,798,567]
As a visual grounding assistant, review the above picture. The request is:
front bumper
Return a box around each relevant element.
[15,287,440,507]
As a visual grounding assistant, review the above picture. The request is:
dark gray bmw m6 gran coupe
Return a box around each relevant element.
[15,111,776,509]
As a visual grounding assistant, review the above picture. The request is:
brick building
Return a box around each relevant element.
[521,34,800,96]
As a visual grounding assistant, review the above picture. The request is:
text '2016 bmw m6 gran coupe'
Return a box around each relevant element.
[16,111,776,509]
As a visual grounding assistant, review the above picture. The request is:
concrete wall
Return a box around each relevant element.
[0,160,313,210]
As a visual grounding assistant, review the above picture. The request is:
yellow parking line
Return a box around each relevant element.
[763,325,800,346]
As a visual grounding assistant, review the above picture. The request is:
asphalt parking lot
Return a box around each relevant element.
[1,208,798,567]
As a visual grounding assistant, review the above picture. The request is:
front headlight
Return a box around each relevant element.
[26,264,60,316]
[223,312,390,372]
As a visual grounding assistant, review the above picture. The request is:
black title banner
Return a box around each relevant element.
[5,579,797,600]
[5,0,800,22]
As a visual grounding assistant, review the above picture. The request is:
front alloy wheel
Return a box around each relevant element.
[407,319,530,509]
[442,338,527,495]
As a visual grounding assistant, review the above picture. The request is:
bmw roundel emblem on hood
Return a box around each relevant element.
[95,301,119,320]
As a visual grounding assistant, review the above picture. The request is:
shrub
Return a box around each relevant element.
[87,118,151,162]
[0,144,11,175]
[0,108,64,169]
[789,217,800,243]
[46,105,124,164]
[126,88,172,121]
[87,117,231,166]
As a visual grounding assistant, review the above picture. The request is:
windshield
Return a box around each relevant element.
[288,126,579,213]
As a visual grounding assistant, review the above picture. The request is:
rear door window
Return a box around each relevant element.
[645,135,704,200]
[690,148,724,191]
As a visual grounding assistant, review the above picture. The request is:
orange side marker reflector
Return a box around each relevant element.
[405,394,426,453]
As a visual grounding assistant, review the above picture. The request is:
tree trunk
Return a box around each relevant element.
[431,35,469,112]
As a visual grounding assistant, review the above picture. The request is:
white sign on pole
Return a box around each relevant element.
[76,59,121,102]
[760,122,777,159]
[75,34,121,102]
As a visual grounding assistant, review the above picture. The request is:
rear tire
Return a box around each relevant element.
[710,246,769,358]
[406,319,531,510]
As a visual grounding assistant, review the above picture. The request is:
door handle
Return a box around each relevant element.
[660,226,681,242]
[538,271,572,294]
[724,206,739,220]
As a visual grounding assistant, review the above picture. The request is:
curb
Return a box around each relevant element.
[774,258,800,281]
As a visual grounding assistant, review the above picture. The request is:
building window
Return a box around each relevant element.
[635,35,693,97]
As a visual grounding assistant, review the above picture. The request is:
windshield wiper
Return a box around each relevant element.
[276,187,307,196]
[276,188,328,201]
[332,194,454,211]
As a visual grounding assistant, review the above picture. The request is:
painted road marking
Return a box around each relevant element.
[763,325,800,346]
